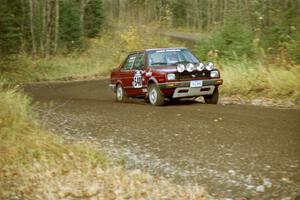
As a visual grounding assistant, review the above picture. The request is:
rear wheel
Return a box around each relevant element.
[116,84,126,102]
[148,84,164,106]
[204,87,219,104]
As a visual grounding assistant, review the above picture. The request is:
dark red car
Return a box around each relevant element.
[109,47,223,106]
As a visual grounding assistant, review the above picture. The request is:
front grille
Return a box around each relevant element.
[177,71,210,80]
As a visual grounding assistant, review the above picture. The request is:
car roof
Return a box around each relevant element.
[145,47,187,52]
[129,47,187,54]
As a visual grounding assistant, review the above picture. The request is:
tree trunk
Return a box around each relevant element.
[44,0,51,57]
[20,0,26,53]
[29,0,37,56]
[53,0,59,53]
[80,0,85,36]
[43,0,56,57]
[41,0,46,56]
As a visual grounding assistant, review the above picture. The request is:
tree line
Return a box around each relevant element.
[104,0,300,63]
[0,0,104,58]
[104,0,299,31]
[1,0,299,63]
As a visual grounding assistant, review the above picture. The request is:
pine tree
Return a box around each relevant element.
[0,1,23,57]
[59,0,82,49]
[84,0,104,38]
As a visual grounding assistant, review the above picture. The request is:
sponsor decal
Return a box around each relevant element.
[156,49,181,53]
[132,70,142,88]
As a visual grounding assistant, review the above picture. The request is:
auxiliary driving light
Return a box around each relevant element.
[186,63,195,72]
[177,64,185,73]
[196,62,205,71]
[206,62,214,71]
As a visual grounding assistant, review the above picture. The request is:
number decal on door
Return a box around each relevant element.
[132,71,142,88]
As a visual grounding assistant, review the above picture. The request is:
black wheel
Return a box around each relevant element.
[204,87,219,104]
[148,84,165,106]
[115,84,126,102]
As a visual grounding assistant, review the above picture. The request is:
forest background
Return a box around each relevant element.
[1,0,299,100]
[1,1,299,199]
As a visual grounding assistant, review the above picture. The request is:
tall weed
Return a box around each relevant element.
[220,61,300,100]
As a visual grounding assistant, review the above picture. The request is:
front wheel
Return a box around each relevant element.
[148,84,164,106]
[204,87,219,104]
[116,84,126,102]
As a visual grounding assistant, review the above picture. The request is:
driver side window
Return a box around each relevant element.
[133,53,145,70]
[123,54,137,70]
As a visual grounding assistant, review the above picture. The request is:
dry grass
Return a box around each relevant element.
[219,61,300,101]
[0,27,177,83]
[1,27,299,101]
[0,87,210,200]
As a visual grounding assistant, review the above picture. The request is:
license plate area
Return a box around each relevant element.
[190,80,203,88]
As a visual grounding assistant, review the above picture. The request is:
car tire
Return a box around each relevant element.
[116,84,126,102]
[204,87,219,104]
[148,84,164,106]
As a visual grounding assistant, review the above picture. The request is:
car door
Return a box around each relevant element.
[129,52,146,96]
[119,53,137,96]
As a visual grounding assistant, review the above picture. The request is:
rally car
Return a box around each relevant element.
[109,47,223,106]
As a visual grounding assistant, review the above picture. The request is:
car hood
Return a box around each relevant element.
[150,65,177,73]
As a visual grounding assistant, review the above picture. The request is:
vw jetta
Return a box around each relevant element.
[109,47,223,106]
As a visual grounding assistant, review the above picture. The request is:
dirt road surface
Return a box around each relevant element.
[24,79,300,199]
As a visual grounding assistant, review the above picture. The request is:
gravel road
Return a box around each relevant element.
[24,79,300,200]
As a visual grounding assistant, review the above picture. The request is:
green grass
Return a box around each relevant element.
[0,87,209,199]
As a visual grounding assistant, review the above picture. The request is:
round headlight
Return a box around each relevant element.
[177,64,185,73]
[210,70,219,78]
[167,73,176,80]
[186,63,195,72]
[206,62,214,71]
[196,62,205,71]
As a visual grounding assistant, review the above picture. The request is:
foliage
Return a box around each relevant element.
[0,28,176,82]
[0,0,23,56]
[195,9,300,63]
[196,19,255,61]
[170,0,188,27]
[104,0,300,63]
[286,33,300,64]
[59,0,82,49]
[0,0,105,58]
[84,0,104,38]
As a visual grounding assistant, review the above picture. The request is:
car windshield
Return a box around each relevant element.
[147,49,199,67]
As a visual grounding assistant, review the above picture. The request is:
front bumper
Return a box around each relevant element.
[158,79,223,89]
[158,79,223,98]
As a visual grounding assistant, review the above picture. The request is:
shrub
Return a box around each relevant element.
[287,33,300,64]
[196,20,255,61]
